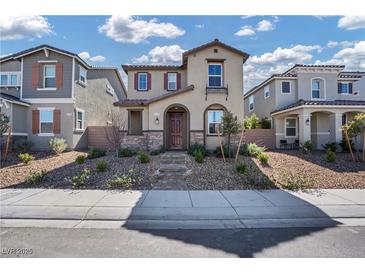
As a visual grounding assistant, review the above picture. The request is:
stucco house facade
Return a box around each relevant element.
[244,65,365,150]
[115,39,249,151]
[0,45,126,150]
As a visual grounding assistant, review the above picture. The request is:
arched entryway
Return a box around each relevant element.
[164,104,189,150]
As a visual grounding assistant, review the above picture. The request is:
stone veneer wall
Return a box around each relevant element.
[190,131,204,145]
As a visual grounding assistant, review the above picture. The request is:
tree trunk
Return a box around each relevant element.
[235,129,245,163]
[227,134,231,158]
[344,127,355,162]
[217,127,225,162]
[362,129,365,162]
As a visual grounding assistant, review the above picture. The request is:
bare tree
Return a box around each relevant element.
[104,108,127,155]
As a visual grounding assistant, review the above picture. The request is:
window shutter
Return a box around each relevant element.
[177,73,181,90]
[164,73,168,90]
[147,73,152,90]
[53,109,61,134]
[56,63,63,89]
[338,83,342,94]
[134,73,138,90]
[32,63,40,88]
[32,110,40,134]
[349,83,353,94]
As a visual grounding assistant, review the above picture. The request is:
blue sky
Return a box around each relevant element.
[1,15,364,90]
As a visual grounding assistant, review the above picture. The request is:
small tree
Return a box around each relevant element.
[243,113,259,129]
[342,112,365,161]
[220,111,241,158]
[0,113,9,137]
[105,109,127,155]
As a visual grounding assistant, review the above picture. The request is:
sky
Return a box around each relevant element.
[0,15,364,91]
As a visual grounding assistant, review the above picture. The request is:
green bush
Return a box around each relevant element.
[14,139,34,152]
[260,117,271,129]
[118,148,136,157]
[49,138,68,154]
[300,141,314,153]
[281,171,313,190]
[215,145,234,158]
[258,153,269,165]
[138,152,150,163]
[149,149,161,156]
[25,170,46,184]
[235,162,247,174]
[339,139,355,152]
[18,153,34,165]
[326,149,336,163]
[96,160,108,172]
[243,114,259,129]
[322,142,338,152]
[188,143,206,156]
[88,148,106,159]
[246,143,266,157]
[75,155,86,164]
[106,169,142,189]
[194,149,204,163]
[71,168,91,188]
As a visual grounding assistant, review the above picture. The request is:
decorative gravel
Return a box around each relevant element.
[0,151,159,189]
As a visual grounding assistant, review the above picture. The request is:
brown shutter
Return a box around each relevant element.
[32,63,40,88]
[177,73,181,90]
[53,109,61,134]
[32,110,40,134]
[349,83,353,94]
[147,73,151,90]
[164,73,168,90]
[134,73,138,90]
[56,63,63,89]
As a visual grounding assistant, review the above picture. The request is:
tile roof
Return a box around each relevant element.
[122,64,183,73]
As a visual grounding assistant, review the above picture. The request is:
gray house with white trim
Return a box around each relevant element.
[0,45,126,150]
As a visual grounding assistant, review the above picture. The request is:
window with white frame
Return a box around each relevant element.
[43,65,56,88]
[40,109,54,134]
[285,118,297,137]
[208,63,222,87]
[249,95,254,111]
[79,66,87,85]
[264,85,270,98]
[167,72,177,91]
[311,79,320,99]
[0,74,8,86]
[106,84,114,96]
[138,73,147,91]
[207,110,224,135]
[281,81,291,93]
[0,72,21,87]
[75,109,85,130]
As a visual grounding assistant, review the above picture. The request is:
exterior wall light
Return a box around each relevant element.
[305,118,310,126]
[154,113,160,125]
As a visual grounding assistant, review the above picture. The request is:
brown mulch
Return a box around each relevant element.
[0,151,159,189]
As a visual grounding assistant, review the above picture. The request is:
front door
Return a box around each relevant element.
[169,113,183,149]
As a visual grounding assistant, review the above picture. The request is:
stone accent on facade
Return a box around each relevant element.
[120,131,163,151]
[190,130,204,145]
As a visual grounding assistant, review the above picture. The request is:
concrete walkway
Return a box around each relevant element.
[1,188,364,229]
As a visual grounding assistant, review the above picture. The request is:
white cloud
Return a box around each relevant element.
[327,40,356,48]
[132,45,185,64]
[327,41,339,48]
[338,16,365,30]
[0,15,53,40]
[241,15,255,19]
[195,24,204,29]
[0,53,12,58]
[235,26,256,36]
[78,51,106,63]
[256,20,274,31]
[272,16,280,23]
[98,15,185,44]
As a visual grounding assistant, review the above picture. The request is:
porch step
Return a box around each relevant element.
[158,164,188,173]
[153,179,188,190]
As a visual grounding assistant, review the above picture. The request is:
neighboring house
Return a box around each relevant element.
[115,39,249,151]
[0,45,126,150]
[244,65,365,149]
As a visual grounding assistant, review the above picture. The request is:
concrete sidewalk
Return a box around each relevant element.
[1,188,364,229]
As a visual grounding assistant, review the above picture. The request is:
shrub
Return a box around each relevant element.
[118,147,136,157]
[281,171,314,190]
[246,143,266,157]
[188,143,206,157]
[106,169,142,189]
[194,150,204,163]
[149,149,161,156]
[88,148,106,159]
[71,168,91,188]
[322,142,338,152]
[18,153,34,165]
[260,117,271,129]
[215,145,234,158]
[49,138,68,154]
[299,141,313,153]
[96,160,108,172]
[75,155,86,164]
[326,149,336,163]
[339,139,355,152]
[14,139,34,152]
[258,153,269,165]
[235,162,247,174]
[243,114,259,129]
[26,170,46,185]
[138,152,150,163]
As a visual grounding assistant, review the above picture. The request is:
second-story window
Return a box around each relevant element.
[79,66,87,85]
[0,72,21,87]
[0,74,8,86]
[281,81,291,94]
[249,95,254,111]
[264,85,270,98]
[167,73,177,91]
[338,82,352,94]
[312,79,320,99]
[138,73,148,91]
[208,63,222,87]
[43,65,56,88]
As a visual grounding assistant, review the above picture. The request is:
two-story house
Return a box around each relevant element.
[115,39,249,151]
[244,64,365,149]
[0,44,126,150]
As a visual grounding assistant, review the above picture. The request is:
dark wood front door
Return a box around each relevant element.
[169,113,183,149]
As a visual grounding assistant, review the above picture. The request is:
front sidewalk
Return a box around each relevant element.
[1,188,364,229]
